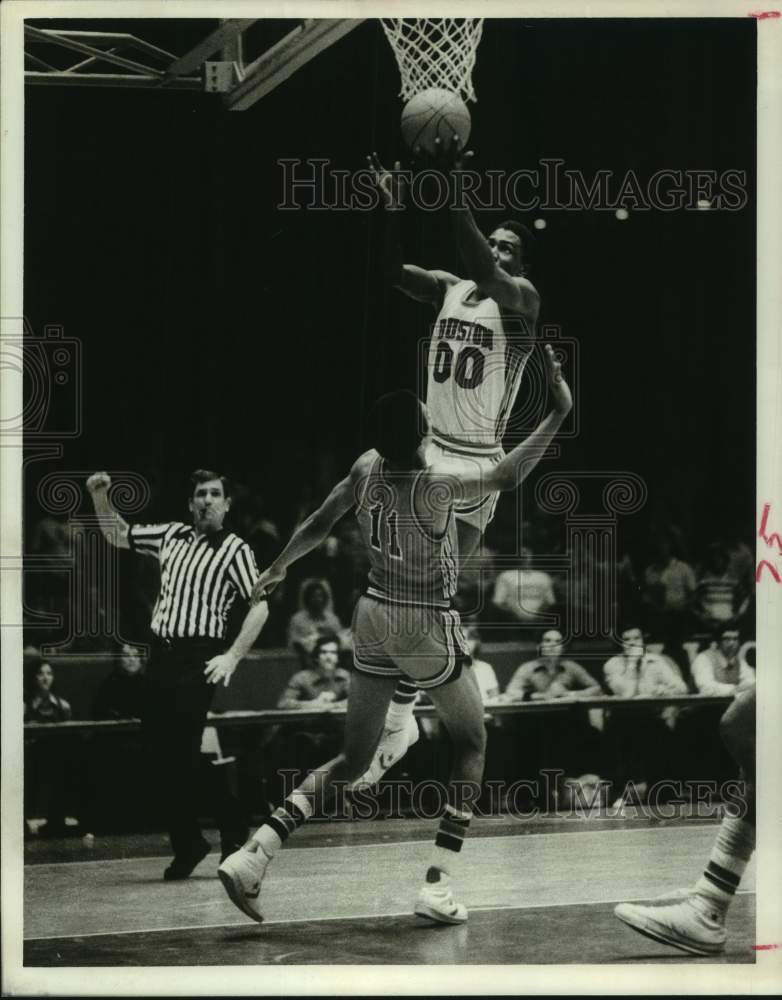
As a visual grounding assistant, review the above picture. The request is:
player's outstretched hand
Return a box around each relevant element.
[543,344,573,417]
[367,152,406,211]
[416,134,475,172]
[252,564,286,605]
[86,472,111,494]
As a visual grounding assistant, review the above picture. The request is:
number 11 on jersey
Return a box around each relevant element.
[369,503,403,560]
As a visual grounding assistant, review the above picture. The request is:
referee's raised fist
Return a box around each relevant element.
[87,471,111,493]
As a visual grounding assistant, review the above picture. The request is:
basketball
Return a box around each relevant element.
[400,87,472,158]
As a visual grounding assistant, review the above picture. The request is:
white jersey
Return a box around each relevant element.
[426,280,534,453]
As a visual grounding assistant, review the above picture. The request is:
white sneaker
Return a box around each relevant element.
[217,846,271,923]
[614,896,727,956]
[354,717,420,788]
[415,880,468,925]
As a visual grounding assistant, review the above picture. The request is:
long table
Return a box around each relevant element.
[23,694,733,737]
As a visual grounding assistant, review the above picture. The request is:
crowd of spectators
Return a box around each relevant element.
[23,493,758,670]
[25,479,755,671]
[23,488,757,831]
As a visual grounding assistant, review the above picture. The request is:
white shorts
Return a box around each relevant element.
[352,595,470,689]
[426,436,504,534]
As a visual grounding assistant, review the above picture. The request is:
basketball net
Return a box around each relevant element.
[381,19,485,103]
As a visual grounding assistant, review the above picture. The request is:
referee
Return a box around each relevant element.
[86,469,269,879]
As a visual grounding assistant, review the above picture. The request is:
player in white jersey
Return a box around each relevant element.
[217,346,572,925]
[362,142,541,781]
[369,143,539,556]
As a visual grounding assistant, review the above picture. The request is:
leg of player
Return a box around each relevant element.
[614,687,756,955]
[412,665,487,925]
[218,672,398,922]
[350,678,421,788]
[355,519,485,789]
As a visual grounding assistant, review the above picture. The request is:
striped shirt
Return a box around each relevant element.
[696,572,741,623]
[128,522,259,640]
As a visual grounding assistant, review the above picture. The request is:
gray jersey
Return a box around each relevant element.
[355,455,458,608]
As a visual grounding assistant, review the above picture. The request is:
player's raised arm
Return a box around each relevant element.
[251,453,373,603]
[367,152,459,310]
[436,345,571,501]
[451,206,539,317]
[428,138,539,319]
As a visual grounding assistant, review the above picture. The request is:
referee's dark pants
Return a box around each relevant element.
[141,636,223,860]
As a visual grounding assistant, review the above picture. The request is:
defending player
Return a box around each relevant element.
[361,138,541,781]
[218,345,571,925]
[613,685,756,955]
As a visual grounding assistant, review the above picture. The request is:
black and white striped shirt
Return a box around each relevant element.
[128,522,259,640]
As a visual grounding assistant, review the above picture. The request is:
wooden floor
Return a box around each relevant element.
[23,817,755,966]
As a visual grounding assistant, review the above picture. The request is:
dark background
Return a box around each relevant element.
[24,17,756,554]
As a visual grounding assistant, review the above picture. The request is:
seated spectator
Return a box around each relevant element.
[491,547,555,626]
[24,657,71,724]
[277,635,351,710]
[601,626,686,803]
[276,635,350,778]
[465,625,500,704]
[694,544,749,631]
[501,631,603,805]
[691,627,756,696]
[287,578,351,663]
[23,653,75,838]
[505,629,601,701]
[92,643,146,720]
[675,627,755,787]
[603,626,688,698]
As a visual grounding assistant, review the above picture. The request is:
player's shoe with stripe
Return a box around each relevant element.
[415,881,468,925]
[217,846,270,923]
[613,896,727,956]
[354,717,420,788]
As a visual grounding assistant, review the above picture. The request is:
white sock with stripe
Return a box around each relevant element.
[693,815,755,919]
[248,791,313,858]
[386,680,419,730]
[427,805,472,882]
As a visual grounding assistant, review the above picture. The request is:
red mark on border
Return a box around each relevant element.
[759,503,782,554]
[756,560,781,583]
[753,943,781,950]
[756,503,782,583]
[748,10,781,17]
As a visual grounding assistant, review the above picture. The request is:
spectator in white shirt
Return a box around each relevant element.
[465,625,500,704]
[491,547,556,625]
[602,626,686,802]
[603,626,688,699]
[691,627,755,696]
